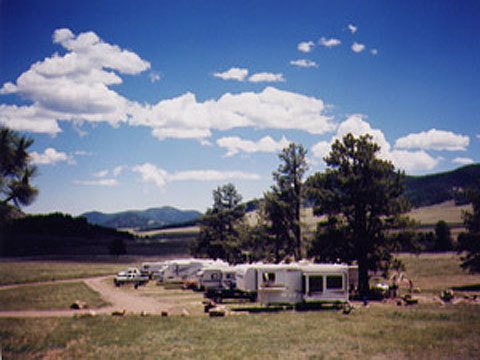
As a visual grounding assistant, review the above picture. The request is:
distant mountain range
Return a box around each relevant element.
[80,164,480,229]
[80,206,202,229]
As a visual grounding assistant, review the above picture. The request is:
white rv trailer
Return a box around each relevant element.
[256,264,303,305]
[234,264,259,297]
[158,258,228,284]
[254,263,350,306]
[196,264,232,290]
[299,264,350,304]
[140,262,167,279]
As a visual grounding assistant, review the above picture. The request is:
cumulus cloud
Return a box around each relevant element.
[217,135,290,157]
[394,129,469,151]
[452,157,474,165]
[290,59,318,68]
[1,29,334,142]
[133,162,260,189]
[0,28,150,134]
[348,24,358,34]
[352,42,366,53]
[310,115,442,174]
[213,67,249,81]
[30,148,72,165]
[370,49,378,55]
[319,37,341,48]
[298,41,315,53]
[129,86,335,141]
[248,72,285,83]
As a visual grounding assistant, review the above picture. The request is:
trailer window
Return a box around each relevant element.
[262,272,276,286]
[308,275,323,293]
[326,275,343,290]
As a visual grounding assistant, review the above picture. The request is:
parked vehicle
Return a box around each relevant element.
[235,263,351,306]
[156,258,228,285]
[114,267,149,287]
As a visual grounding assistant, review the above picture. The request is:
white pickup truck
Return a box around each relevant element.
[114,267,149,287]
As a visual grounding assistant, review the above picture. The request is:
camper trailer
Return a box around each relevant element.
[299,264,350,304]
[196,264,231,291]
[256,264,303,305]
[234,264,258,300]
[140,262,166,279]
[253,263,351,306]
[157,258,228,284]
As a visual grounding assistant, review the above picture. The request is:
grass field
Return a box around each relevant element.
[0,282,108,311]
[0,304,479,359]
[0,261,128,286]
[0,253,479,359]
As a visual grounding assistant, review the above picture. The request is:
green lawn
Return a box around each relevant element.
[0,261,128,286]
[0,305,479,359]
[0,282,109,311]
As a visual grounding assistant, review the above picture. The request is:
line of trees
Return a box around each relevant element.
[192,133,480,297]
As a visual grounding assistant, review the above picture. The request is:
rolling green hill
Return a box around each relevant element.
[404,164,480,207]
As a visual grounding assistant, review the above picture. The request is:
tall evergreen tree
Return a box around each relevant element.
[265,143,308,261]
[458,184,480,272]
[0,126,38,217]
[306,133,409,297]
[192,183,246,263]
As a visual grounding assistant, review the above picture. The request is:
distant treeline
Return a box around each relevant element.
[1,212,134,256]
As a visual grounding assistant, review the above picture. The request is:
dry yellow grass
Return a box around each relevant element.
[407,200,471,225]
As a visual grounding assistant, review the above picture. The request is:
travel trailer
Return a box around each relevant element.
[196,264,232,291]
[251,263,351,306]
[157,258,228,284]
[140,262,167,279]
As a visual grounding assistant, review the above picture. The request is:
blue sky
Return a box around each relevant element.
[1,0,479,215]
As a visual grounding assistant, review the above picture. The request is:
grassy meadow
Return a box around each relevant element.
[0,282,108,311]
[0,253,478,359]
[1,303,479,359]
[0,260,127,286]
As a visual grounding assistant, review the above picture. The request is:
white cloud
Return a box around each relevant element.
[248,72,285,83]
[388,150,441,173]
[290,59,318,68]
[1,30,335,142]
[129,86,335,140]
[74,179,119,186]
[113,165,128,177]
[310,115,443,174]
[217,135,290,157]
[149,72,161,83]
[297,41,315,53]
[370,49,378,55]
[132,162,260,189]
[452,157,474,165]
[394,129,469,151]
[352,42,366,53]
[213,67,249,81]
[319,37,341,48]
[30,148,72,165]
[93,170,109,178]
[133,163,168,189]
[0,28,150,134]
[311,141,331,160]
[348,24,358,34]
[169,170,260,182]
